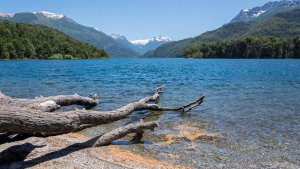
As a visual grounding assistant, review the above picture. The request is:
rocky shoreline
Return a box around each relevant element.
[0,132,188,169]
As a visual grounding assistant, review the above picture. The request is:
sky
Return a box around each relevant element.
[0,0,272,40]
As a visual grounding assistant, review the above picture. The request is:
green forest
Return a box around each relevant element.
[185,36,300,58]
[0,21,108,59]
[145,9,300,58]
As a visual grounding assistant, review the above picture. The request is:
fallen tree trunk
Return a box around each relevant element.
[0,92,98,112]
[93,120,158,147]
[0,86,205,145]
[0,121,160,166]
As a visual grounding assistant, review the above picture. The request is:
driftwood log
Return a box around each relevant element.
[0,86,205,147]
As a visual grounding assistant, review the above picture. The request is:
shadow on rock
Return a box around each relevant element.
[0,143,43,166]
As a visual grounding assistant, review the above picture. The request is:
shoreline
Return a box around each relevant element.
[0,132,189,169]
[1,58,300,61]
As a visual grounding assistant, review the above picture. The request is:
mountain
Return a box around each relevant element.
[130,36,172,54]
[245,9,300,36]
[111,34,172,55]
[230,0,300,23]
[0,11,140,57]
[185,9,300,58]
[0,21,108,59]
[0,12,14,19]
[144,0,300,57]
[144,22,252,57]
[182,9,300,58]
[111,34,139,54]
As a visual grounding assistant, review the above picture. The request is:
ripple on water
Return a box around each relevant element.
[0,58,299,168]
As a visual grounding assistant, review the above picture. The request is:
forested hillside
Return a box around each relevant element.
[0,21,108,59]
[144,22,252,57]
[145,9,300,58]
[185,36,300,58]
[0,12,140,57]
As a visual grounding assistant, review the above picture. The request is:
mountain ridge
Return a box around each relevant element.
[0,11,140,57]
[230,0,300,23]
[144,0,300,57]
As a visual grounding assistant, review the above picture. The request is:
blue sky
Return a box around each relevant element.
[1,0,272,40]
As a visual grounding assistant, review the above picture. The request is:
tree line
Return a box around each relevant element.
[0,21,108,59]
[185,36,300,58]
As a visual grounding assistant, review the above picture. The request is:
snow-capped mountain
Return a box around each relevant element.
[111,35,172,55]
[33,11,64,19]
[231,0,300,23]
[111,34,138,53]
[131,36,172,45]
[0,12,14,18]
[1,11,65,20]
[111,34,127,40]
[129,36,172,54]
[0,11,140,57]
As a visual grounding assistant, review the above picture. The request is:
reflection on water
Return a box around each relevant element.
[0,58,299,168]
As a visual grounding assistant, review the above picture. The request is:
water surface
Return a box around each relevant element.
[0,58,299,168]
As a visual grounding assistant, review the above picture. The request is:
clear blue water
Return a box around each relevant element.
[0,58,300,168]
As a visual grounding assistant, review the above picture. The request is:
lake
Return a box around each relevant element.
[0,58,299,168]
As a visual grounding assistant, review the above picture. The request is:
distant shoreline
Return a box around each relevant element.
[0,57,299,61]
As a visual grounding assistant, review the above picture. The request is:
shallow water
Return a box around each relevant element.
[1,58,300,168]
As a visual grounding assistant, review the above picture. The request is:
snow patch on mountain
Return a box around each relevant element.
[0,12,14,17]
[231,0,300,23]
[111,34,126,40]
[131,36,172,45]
[239,8,267,19]
[253,10,266,17]
[33,11,64,19]
[131,39,151,45]
[94,27,102,32]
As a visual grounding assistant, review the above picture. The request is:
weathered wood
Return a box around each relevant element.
[0,92,98,112]
[0,121,159,166]
[145,96,205,113]
[93,120,158,147]
[0,86,205,142]
[0,87,206,166]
